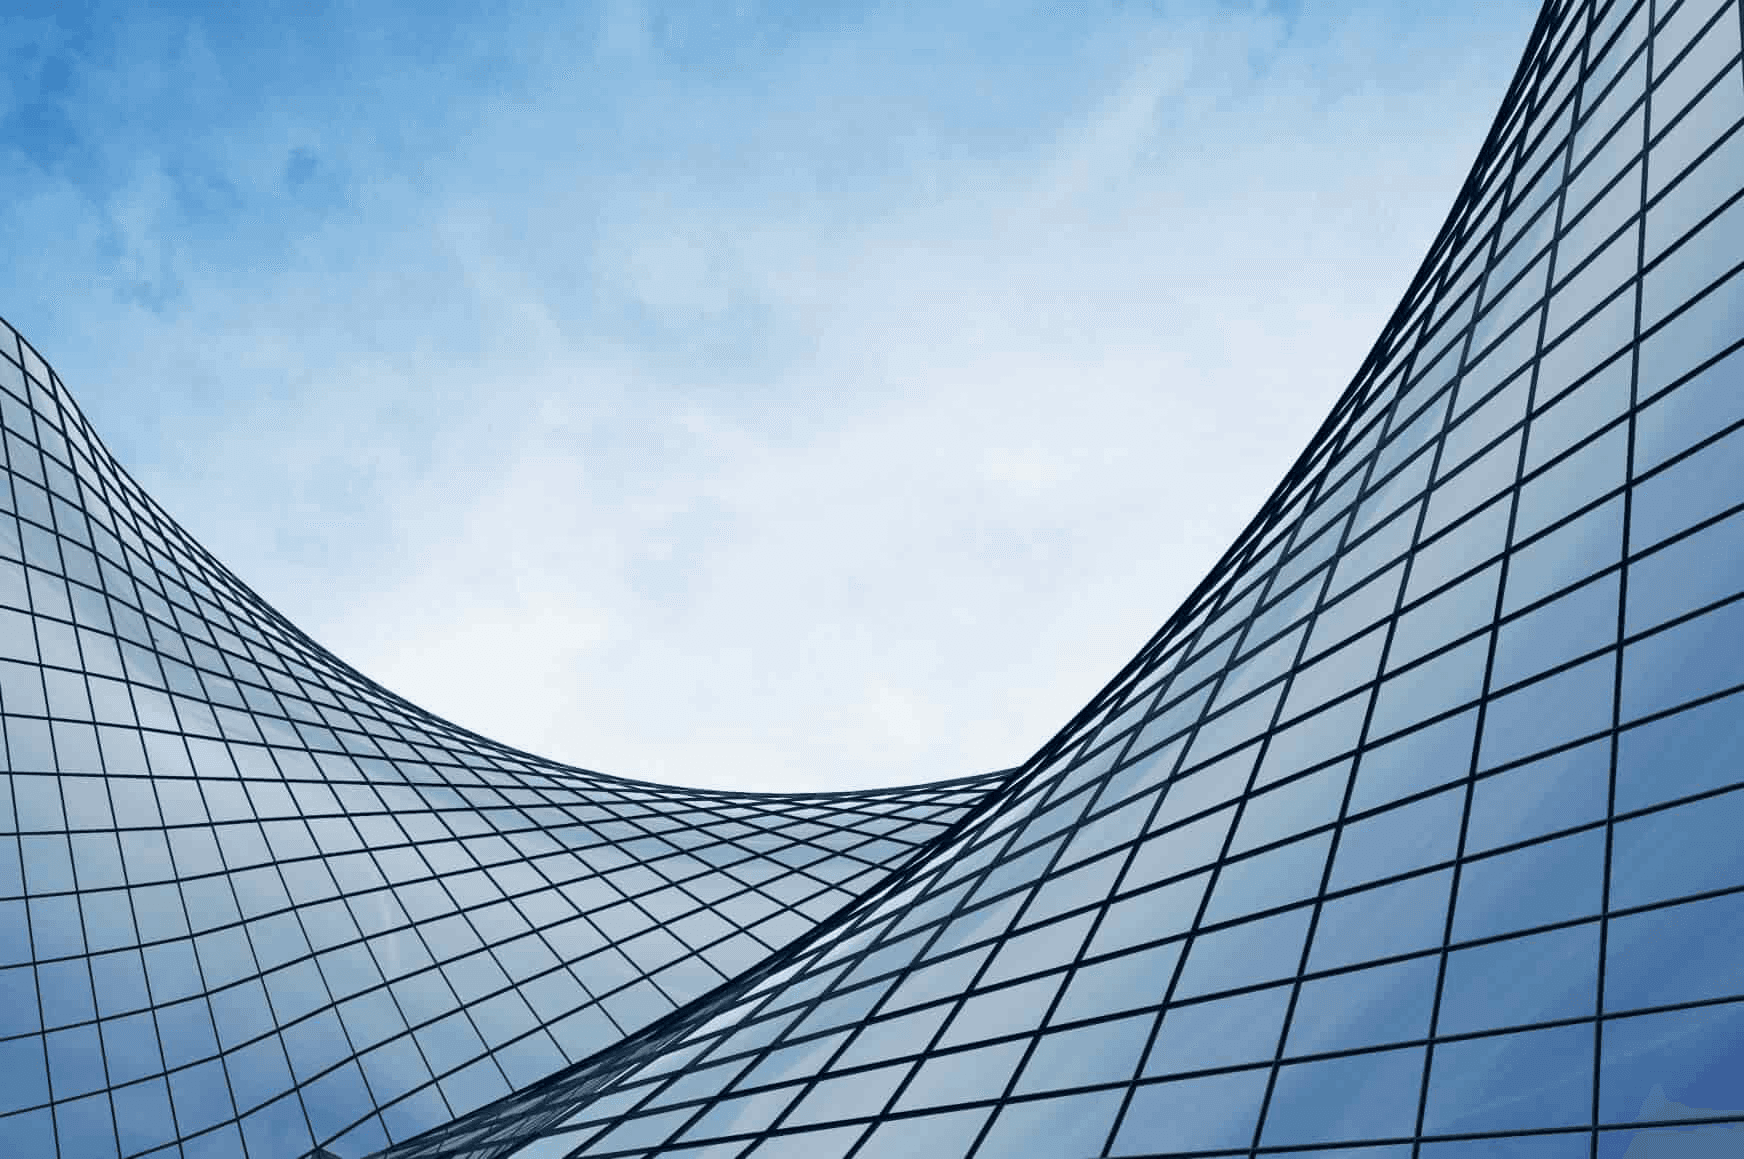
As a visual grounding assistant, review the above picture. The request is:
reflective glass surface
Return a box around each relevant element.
[0,310,1003,1156]
[7,0,1744,1156]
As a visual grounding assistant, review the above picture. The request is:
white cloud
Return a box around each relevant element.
[0,1,1540,791]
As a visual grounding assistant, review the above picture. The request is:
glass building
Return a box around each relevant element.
[4,0,1744,1155]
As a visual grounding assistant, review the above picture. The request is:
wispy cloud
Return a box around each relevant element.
[0,0,1539,790]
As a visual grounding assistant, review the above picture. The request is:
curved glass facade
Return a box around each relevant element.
[0,314,1004,1157]
[4,0,1744,1155]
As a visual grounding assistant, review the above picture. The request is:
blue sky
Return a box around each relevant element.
[0,0,1539,792]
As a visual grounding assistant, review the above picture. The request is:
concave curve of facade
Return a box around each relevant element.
[384,0,1744,1156]
[7,0,1744,1156]
[0,321,1009,1154]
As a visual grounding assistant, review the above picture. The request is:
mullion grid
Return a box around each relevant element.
[106,768,243,1151]
[1279,21,1744,720]
[1423,0,1576,310]
[284,843,456,1152]
[1083,307,1426,1155]
[0,714,997,1150]
[542,919,884,1150]
[1250,18,1581,1145]
[1333,0,1574,481]
[1048,442,1341,769]
[1257,239,1516,633]
[31,430,327,768]
[3,763,983,1150]
[40,343,343,1150]
[18,332,136,1158]
[1567,0,1744,1130]
[883,551,1349,1156]
[1094,60,1526,1145]
[13,760,972,925]
[1374,150,1742,689]
[347,801,594,1137]
[1589,2,1654,1138]
[1587,0,1708,1154]
[1159,0,1714,1144]
[1412,10,1575,331]
[1042,569,1263,818]
[511,741,1107,1154]
[328,847,569,1151]
[653,745,1103,1149]
[1041,241,1470,1151]
[1403,0,1600,1151]
[0,309,1004,1158]
[6,0,1744,1153]
[81,589,196,1156]
[306,773,990,1143]
[580,794,953,943]
[654,827,1020,1150]
[627,771,1059,1151]
[42,409,487,778]
[147,706,322,1154]
[1086,386,1415,819]
[0,325,112,1159]
[1112,485,1345,769]
[1069,8,1622,1153]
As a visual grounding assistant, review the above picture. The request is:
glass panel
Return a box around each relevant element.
[1453,828,1607,941]
[1627,509,1744,635]
[893,1039,1026,1111]
[1309,871,1453,972]
[1174,908,1313,999]
[1467,739,1610,854]
[1615,689,1744,812]
[977,1089,1124,1159]
[1352,711,1479,811]
[1262,1047,1426,1146]
[1331,787,1464,890]
[1478,655,1617,770]
[1015,1014,1150,1094]
[1286,956,1439,1056]
[1203,832,1332,923]
[1610,787,1744,909]
[1423,1024,1595,1134]
[1145,987,1290,1077]
[1438,922,1601,1035]
[1111,1069,1270,1155]
[1599,1001,1744,1123]
[1606,891,1744,1013]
